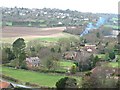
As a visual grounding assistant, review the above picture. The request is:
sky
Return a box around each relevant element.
[0,0,120,14]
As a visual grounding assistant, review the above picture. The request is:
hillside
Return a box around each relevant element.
[1,7,118,28]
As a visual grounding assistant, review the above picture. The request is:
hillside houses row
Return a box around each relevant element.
[2,7,116,27]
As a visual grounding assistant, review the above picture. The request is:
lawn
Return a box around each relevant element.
[108,62,119,68]
[94,54,105,59]
[2,66,81,87]
[60,60,75,67]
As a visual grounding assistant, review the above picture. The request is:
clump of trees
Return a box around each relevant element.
[42,54,60,71]
[56,77,78,89]
[75,53,99,72]
[82,66,118,88]
[2,38,27,69]
[2,47,15,64]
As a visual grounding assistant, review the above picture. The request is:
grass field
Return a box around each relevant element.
[2,66,81,87]
[107,62,119,68]
[60,60,75,67]
[96,54,105,58]
[36,37,61,42]
[104,25,120,30]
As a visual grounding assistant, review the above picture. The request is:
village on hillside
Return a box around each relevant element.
[0,7,120,89]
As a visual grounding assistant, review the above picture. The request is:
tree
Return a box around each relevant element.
[96,32,100,39]
[89,54,94,68]
[58,38,71,52]
[109,51,115,60]
[43,53,60,71]
[29,46,36,57]
[38,47,51,59]
[58,47,61,53]
[51,47,55,53]
[2,48,15,64]
[90,55,99,68]
[12,38,26,68]
[56,77,78,89]
[70,64,77,74]
[78,52,92,71]
[45,57,54,70]
[2,48,9,64]
[104,53,110,61]
[82,66,118,88]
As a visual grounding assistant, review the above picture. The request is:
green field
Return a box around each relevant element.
[108,62,119,68]
[104,25,120,30]
[96,54,105,58]
[2,66,81,87]
[36,37,60,42]
[60,60,75,67]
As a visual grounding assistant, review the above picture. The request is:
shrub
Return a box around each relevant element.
[2,74,19,82]
[109,52,115,60]
[25,82,40,87]
[70,64,77,74]
[85,71,92,76]
[56,77,78,89]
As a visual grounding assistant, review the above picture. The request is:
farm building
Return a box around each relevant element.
[26,57,40,68]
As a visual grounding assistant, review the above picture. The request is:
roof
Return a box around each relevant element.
[87,48,92,52]
[0,81,13,89]
[26,57,40,62]
[26,57,40,67]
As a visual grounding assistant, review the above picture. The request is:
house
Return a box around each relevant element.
[0,81,14,89]
[84,44,96,53]
[26,57,40,68]
[63,51,77,60]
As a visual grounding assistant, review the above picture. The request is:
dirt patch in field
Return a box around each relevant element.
[2,26,66,38]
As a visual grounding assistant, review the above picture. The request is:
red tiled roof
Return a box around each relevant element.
[0,81,11,89]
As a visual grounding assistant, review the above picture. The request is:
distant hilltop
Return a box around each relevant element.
[1,7,117,28]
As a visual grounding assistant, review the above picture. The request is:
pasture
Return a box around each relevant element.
[2,66,81,87]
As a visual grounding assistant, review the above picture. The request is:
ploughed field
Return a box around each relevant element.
[2,26,66,38]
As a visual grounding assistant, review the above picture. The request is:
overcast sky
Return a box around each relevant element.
[0,0,119,14]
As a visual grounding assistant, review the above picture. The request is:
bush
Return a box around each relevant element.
[56,77,78,89]
[109,52,115,60]
[85,71,92,76]
[70,64,77,74]
[25,82,40,87]
[2,74,19,82]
